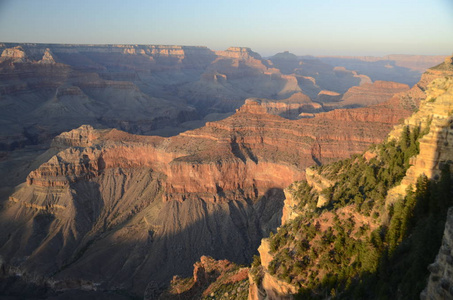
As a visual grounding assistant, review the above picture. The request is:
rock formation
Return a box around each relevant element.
[246,93,323,119]
[321,80,410,110]
[158,256,249,300]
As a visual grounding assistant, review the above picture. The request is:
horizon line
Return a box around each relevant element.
[0,41,450,58]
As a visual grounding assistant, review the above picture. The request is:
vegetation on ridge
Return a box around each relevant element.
[253,123,453,299]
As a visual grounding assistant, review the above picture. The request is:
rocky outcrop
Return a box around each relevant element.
[333,66,372,85]
[281,188,300,226]
[51,125,100,148]
[268,51,299,75]
[250,239,297,300]
[158,256,249,300]
[216,47,262,61]
[316,90,342,103]
[19,97,399,204]
[258,93,324,119]
[38,48,57,64]
[323,80,409,110]
[0,46,28,62]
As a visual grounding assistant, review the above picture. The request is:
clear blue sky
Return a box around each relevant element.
[0,0,452,56]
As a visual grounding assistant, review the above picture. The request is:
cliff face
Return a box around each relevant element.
[422,207,453,300]
[385,75,453,202]
[9,95,401,205]
[0,43,215,69]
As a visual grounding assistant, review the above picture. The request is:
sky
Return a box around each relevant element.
[0,0,452,57]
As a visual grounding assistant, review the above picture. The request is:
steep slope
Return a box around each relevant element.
[422,207,453,300]
[248,57,453,300]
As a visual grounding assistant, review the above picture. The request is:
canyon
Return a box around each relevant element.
[157,56,453,300]
[0,44,442,149]
[0,93,408,296]
[0,43,448,299]
[0,44,439,194]
[245,56,453,299]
